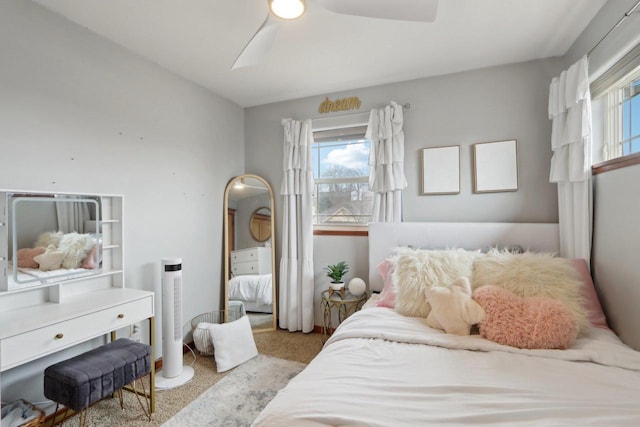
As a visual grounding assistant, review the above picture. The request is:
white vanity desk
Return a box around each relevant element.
[0,190,156,422]
[0,288,154,371]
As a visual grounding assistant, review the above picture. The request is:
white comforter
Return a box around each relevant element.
[253,307,640,427]
[228,274,272,306]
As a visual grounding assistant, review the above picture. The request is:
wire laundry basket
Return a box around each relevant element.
[190,306,245,355]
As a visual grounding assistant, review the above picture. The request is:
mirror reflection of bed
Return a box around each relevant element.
[224,175,276,332]
[1,193,103,292]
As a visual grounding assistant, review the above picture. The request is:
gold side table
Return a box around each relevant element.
[321,290,366,342]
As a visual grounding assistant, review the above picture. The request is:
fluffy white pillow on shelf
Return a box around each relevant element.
[34,231,96,269]
[57,232,95,269]
[34,231,64,248]
[208,315,258,372]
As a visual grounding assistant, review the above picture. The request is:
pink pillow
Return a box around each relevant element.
[80,246,98,269]
[375,259,396,308]
[473,285,578,350]
[17,247,46,269]
[570,259,609,330]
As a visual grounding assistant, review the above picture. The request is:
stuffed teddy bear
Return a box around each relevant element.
[425,277,485,335]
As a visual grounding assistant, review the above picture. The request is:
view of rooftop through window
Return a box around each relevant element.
[311,136,373,225]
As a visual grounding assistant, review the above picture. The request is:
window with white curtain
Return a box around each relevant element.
[311,126,373,226]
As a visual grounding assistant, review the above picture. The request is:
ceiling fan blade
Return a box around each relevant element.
[317,0,438,22]
[232,15,280,70]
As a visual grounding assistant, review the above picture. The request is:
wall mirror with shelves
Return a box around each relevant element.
[0,190,112,294]
[224,175,276,332]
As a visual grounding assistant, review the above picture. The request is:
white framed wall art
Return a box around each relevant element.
[421,145,460,195]
[472,139,518,193]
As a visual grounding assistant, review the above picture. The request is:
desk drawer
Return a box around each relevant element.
[1,297,152,370]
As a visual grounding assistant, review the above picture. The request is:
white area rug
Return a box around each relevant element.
[161,354,306,427]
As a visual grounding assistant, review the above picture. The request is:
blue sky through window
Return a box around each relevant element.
[622,78,640,156]
[312,139,370,180]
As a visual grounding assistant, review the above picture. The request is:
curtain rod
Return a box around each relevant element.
[587,0,640,58]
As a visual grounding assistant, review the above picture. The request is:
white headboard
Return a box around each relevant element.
[368,222,560,292]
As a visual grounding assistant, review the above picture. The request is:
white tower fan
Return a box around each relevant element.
[155,257,194,389]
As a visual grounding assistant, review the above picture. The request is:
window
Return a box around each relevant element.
[591,41,640,165]
[621,74,640,155]
[600,70,640,160]
[311,126,373,226]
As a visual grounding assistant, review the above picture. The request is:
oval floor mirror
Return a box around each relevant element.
[223,174,276,332]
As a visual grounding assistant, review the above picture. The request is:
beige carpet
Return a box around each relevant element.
[60,330,323,426]
[162,354,306,426]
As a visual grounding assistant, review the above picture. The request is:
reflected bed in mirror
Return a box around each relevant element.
[224,175,276,332]
[1,192,103,292]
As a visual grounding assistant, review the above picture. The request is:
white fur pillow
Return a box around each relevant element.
[57,232,96,269]
[35,231,64,248]
[392,248,482,318]
[472,250,589,335]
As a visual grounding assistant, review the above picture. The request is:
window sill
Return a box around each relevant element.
[313,226,368,237]
[592,152,640,175]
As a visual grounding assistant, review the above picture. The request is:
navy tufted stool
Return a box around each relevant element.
[44,338,152,426]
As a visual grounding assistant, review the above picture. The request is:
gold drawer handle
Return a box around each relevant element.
[54,333,64,340]
[117,313,125,319]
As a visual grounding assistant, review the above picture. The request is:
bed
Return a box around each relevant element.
[252,222,640,426]
[228,273,273,313]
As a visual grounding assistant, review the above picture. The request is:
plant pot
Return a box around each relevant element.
[329,281,345,291]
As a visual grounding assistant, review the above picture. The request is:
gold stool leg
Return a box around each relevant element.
[117,388,125,409]
[129,376,152,421]
[60,406,70,427]
[78,408,88,427]
[51,403,61,426]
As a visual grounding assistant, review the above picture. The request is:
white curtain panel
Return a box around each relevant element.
[55,197,90,233]
[366,101,408,222]
[548,56,592,263]
[279,118,315,333]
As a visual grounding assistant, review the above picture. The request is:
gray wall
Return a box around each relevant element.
[592,165,640,350]
[564,0,640,350]
[0,0,244,402]
[245,58,562,326]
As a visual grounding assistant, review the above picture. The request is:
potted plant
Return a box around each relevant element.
[326,261,349,291]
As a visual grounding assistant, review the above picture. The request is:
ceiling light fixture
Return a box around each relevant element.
[233,178,246,189]
[269,0,306,20]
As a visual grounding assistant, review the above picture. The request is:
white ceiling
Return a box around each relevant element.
[33,0,606,107]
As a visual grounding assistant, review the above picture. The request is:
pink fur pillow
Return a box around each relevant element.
[473,285,578,350]
[375,259,396,308]
[17,247,46,269]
